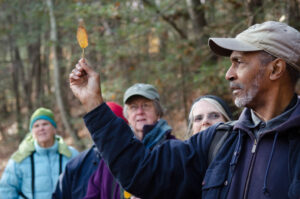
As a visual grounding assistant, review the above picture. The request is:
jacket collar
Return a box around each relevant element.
[11,133,72,163]
[234,94,300,133]
[142,119,172,149]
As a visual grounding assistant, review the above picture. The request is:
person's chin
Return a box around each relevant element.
[137,121,147,127]
[136,124,145,131]
[38,138,48,143]
[234,96,249,108]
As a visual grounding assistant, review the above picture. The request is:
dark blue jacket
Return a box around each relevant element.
[52,145,101,199]
[84,102,300,199]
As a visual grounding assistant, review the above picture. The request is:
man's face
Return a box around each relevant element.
[192,100,226,135]
[226,51,268,108]
[126,96,159,140]
[32,119,56,148]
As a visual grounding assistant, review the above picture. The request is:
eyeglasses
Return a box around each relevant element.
[128,102,153,112]
[194,112,222,122]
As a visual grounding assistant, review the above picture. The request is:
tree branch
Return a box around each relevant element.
[142,0,188,39]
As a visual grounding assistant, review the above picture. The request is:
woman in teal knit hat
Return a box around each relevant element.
[30,107,58,147]
[0,107,79,199]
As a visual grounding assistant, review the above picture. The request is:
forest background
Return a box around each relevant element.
[1,0,300,175]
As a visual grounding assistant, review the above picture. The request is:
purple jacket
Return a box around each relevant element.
[84,159,121,199]
[84,119,175,199]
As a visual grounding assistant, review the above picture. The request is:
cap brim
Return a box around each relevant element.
[208,38,261,57]
[124,92,156,104]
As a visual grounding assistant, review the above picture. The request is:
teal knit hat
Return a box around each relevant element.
[29,107,57,131]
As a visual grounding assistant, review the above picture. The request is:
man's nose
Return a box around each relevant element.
[225,65,236,81]
[136,106,145,114]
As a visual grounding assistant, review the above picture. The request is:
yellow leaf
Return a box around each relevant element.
[123,191,131,198]
[77,21,88,49]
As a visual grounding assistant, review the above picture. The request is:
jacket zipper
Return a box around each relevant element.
[251,139,257,153]
[243,139,257,199]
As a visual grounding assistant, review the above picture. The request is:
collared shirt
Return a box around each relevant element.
[250,94,298,139]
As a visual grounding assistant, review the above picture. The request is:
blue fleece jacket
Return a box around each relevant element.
[84,100,300,199]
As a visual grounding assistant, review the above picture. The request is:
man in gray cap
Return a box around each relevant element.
[69,21,300,199]
[122,83,171,141]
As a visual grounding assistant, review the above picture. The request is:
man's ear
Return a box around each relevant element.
[269,58,286,80]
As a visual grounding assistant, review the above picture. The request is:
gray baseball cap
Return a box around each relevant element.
[208,21,300,71]
[123,83,160,104]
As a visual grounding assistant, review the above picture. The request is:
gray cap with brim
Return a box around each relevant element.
[208,21,300,72]
[208,38,261,56]
[123,83,160,104]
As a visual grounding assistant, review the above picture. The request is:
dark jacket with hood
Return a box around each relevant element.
[83,98,300,199]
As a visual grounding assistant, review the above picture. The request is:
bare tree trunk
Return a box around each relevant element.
[0,123,7,142]
[0,94,8,116]
[179,59,189,125]
[0,94,8,141]
[10,46,25,139]
[142,0,188,39]
[287,0,300,30]
[28,38,42,108]
[245,0,263,26]
[41,36,51,99]
[185,0,206,43]
[6,13,32,127]
[46,0,85,149]
[16,47,33,115]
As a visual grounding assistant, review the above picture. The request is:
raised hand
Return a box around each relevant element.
[69,58,103,112]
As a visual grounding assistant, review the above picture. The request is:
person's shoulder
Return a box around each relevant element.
[215,120,237,131]
[68,146,79,157]
[65,147,96,170]
[2,156,31,177]
[197,122,224,138]
[187,122,234,152]
[4,158,18,169]
[201,121,237,140]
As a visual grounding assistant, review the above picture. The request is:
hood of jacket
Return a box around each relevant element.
[11,133,72,163]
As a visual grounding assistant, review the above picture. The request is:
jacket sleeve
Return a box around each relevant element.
[0,159,22,199]
[84,103,212,199]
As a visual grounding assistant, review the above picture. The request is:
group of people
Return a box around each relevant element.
[0,84,231,198]
[69,20,300,199]
[1,20,300,199]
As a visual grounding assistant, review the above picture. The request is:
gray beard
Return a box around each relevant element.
[234,86,258,108]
